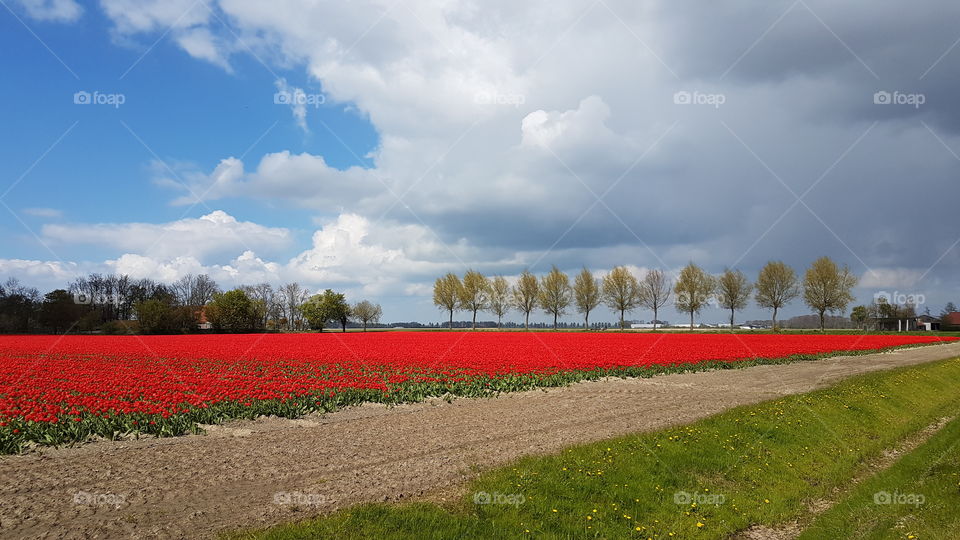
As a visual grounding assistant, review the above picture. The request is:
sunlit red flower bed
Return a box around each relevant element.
[0,332,953,452]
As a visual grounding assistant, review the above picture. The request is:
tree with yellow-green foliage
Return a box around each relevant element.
[459,270,490,330]
[602,266,640,330]
[803,256,857,331]
[716,268,752,329]
[573,267,601,329]
[674,263,715,330]
[511,270,539,330]
[637,269,671,331]
[755,261,800,329]
[487,276,511,329]
[538,266,572,330]
[433,272,463,329]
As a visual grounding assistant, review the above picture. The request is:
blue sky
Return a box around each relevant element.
[1,0,959,325]
[0,5,377,263]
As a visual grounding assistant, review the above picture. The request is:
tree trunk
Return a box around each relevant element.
[472,309,477,330]
[772,307,778,330]
[449,309,454,330]
[497,315,501,330]
[819,310,825,331]
[730,308,735,330]
[690,311,694,331]
[525,311,529,330]
[363,321,367,332]
[553,312,558,330]
[584,311,589,331]
[341,320,346,333]
[620,309,625,330]
[653,306,658,331]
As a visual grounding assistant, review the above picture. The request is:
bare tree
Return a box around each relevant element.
[674,263,716,330]
[172,275,196,307]
[172,274,220,308]
[193,274,220,307]
[114,274,132,320]
[538,266,572,330]
[637,269,671,330]
[511,269,539,330]
[351,300,383,331]
[573,267,601,329]
[803,256,857,331]
[459,270,490,330]
[487,276,511,329]
[755,261,801,329]
[240,283,274,330]
[280,282,309,330]
[68,273,131,322]
[602,266,640,330]
[433,273,463,329]
[716,268,752,329]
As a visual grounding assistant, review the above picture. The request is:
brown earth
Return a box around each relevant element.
[2,342,960,539]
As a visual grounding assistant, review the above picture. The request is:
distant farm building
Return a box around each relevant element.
[942,312,960,330]
[197,308,212,330]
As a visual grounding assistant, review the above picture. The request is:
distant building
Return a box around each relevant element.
[942,312,960,330]
[197,307,212,330]
[917,314,941,331]
[873,314,950,332]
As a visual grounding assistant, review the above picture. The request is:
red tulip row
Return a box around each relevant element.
[0,332,952,452]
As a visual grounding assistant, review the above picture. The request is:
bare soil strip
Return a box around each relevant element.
[2,342,960,540]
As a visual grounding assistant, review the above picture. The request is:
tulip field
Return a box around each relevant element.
[0,332,953,453]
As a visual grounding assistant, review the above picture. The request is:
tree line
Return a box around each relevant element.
[432,256,860,331]
[0,273,382,334]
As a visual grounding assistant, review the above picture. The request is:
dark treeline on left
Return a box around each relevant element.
[0,273,379,335]
[0,273,221,335]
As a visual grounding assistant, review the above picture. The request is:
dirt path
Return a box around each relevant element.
[3,342,960,540]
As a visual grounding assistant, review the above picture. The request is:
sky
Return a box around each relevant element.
[1,0,959,325]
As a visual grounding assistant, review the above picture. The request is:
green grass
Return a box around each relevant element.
[799,416,960,540]
[227,357,960,540]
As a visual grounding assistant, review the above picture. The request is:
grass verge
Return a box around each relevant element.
[227,356,960,539]
[799,416,960,540]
